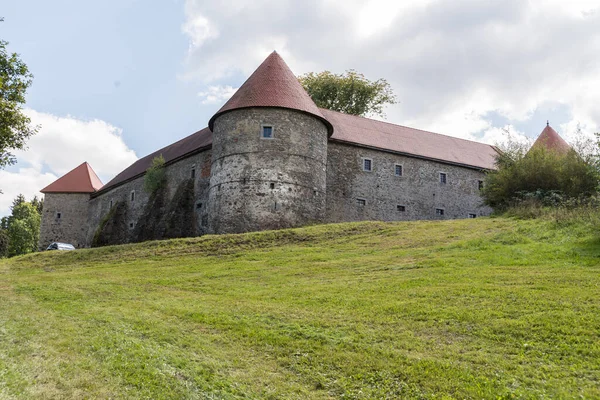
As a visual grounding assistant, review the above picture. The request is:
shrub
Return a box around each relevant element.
[483,146,599,210]
[144,155,166,194]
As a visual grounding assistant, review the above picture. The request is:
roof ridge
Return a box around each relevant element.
[320,108,493,147]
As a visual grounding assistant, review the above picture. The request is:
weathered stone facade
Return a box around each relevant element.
[325,141,491,222]
[39,193,90,250]
[80,150,213,248]
[208,108,328,234]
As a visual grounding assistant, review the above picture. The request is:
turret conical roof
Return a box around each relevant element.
[532,123,571,154]
[208,51,333,135]
[41,162,103,193]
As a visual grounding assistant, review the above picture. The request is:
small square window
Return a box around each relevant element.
[478,180,484,190]
[468,213,477,218]
[395,164,403,176]
[129,222,134,229]
[435,208,445,216]
[439,173,447,184]
[191,168,196,179]
[196,202,202,209]
[362,158,372,172]
[130,191,135,202]
[357,198,366,206]
[56,212,61,219]
[269,182,275,190]
[261,125,273,139]
[397,205,406,212]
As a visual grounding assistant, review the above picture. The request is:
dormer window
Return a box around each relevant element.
[261,125,273,139]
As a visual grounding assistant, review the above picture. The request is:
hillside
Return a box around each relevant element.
[0,218,599,399]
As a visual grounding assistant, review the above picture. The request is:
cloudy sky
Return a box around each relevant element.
[1,0,599,216]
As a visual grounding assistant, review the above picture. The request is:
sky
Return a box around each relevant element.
[1,0,599,217]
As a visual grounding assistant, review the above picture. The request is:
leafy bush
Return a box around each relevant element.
[483,145,599,209]
[143,155,166,194]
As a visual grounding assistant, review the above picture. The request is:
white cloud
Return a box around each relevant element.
[180,0,600,141]
[0,110,138,217]
[198,85,238,104]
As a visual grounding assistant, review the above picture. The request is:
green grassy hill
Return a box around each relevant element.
[1,218,599,399]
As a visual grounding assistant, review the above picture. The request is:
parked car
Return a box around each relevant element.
[46,242,76,251]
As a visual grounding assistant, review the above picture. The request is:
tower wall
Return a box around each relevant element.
[39,193,91,250]
[208,108,328,234]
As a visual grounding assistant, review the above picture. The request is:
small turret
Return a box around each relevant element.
[531,123,571,154]
[39,162,103,249]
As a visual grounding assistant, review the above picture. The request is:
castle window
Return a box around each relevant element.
[478,180,484,190]
[261,125,274,139]
[191,168,196,179]
[362,158,372,172]
[357,198,366,206]
[435,208,445,216]
[130,190,135,202]
[196,202,202,209]
[129,222,134,229]
[56,212,62,219]
[468,213,477,218]
[109,200,113,208]
[439,172,447,184]
[397,205,406,212]
[395,164,403,177]
[270,182,275,190]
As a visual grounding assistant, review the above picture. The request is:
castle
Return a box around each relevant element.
[39,51,564,249]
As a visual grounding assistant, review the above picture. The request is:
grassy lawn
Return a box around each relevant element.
[0,217,599,399]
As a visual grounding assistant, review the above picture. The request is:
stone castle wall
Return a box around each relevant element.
[325,141,491,222]
[208,108,329,234]
[84,149,212,246]
[38,193,91,250]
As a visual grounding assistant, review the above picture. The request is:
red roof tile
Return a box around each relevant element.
[41,162,103,193]
[96,128,212,194]
[208,51,333,135]
[532,124,571,154]
[324,109,498,170]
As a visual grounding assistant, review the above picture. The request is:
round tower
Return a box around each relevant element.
[206,52,333,234]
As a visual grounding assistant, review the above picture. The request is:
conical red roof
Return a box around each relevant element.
[208,51,333,135]
[532,124,571,154]
[41,162,103,193]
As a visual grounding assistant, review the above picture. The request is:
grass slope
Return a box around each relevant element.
[0,218,599,399]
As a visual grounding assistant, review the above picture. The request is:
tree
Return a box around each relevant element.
[482,145,599,209]
[1,194,43,257]
[0,25,38,181]
[298,70,397,118]
[143,155,166,194]
[6,201,40,257]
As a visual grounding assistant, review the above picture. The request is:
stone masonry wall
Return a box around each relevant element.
[39,193,91,250]
[325,141,492,222]
[208,108,329,234]
[85,149,212,246]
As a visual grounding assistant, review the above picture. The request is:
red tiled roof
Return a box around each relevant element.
[324,109,498,170]
[532,124,571,154]
[208,51,333,135]
[41,162,103,193]
[96,128,212,194]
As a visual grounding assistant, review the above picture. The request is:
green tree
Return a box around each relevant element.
[298,70,397,117]
[482,145,599,209]
[0,228,8,258]
[7,201,40,256]
[0,24,38,189]
[143,155,166,194]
